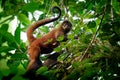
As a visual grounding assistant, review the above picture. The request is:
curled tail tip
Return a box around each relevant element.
[51,6,61,18]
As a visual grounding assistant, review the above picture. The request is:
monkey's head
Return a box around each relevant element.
[61,20,72,33]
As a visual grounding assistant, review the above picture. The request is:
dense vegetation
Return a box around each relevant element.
[0,0,120,80]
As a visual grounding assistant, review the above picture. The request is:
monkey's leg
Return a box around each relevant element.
[27,46,42,71]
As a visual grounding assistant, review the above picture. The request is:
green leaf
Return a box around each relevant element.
[0,29,18,48]
[1,24,9,31]
[40,26,49,33]
[72,62,81,68]
[7,59,21,69]
[58,53,67,61]
[11,75,25,80]
[87,21,96,28]
[87,3,93,11]
[38,13,46,20]
[0,46,14,53]
[17,13,31,26]
[81,63,98,80]
[68,70,80,80]
[36,66,48,75]
[101,23,111,32]
[11,53,27,59]
[0,59,10,76]
[113,0,120,14]
[22,2,39,12]
[57,35,64,41]
[54,0,60,3]
[68,34,75,39]
[113,21,120,35]
[0,35,2,45]
[14,26,20,44]
[54,47,62,52]
[0,30,15,42]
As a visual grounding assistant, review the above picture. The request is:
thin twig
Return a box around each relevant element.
[46,0,54,17]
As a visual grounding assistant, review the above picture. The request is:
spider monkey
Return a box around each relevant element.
[26,6,72,71]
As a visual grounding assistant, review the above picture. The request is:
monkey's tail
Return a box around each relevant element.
[27,6,61,44]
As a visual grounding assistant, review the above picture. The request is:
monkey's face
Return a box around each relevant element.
[62,20,72,33]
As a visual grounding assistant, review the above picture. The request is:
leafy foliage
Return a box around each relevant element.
[0,0,120,80]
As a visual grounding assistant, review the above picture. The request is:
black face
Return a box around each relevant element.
[62,20,72,33]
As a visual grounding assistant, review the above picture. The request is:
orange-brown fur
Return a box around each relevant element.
[26,6,72,71]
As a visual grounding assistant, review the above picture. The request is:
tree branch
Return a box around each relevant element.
[80,6,106,61]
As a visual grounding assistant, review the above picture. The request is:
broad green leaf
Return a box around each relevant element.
[87,3,93,11]
[7,59,21,69]
[0,35,2,45]
[40,26,49,33]
[54,0,60,3]
[57,35,64,41]
[68,34,74,39]
[68,70,80,80]
[0,30,17,48]
[22,2,39,12]
[38,13,46,20]
[54,47,62,52]
[0,30,15,43]
[37,66,48,74]
[72,62,81,68]
[0,46,14,53]
[101,23,111,32]
[11,75,25,80]
[58,53,67,61]
[113,0,120,14]
[1,24,9,31]
[11,53,27,59]
[109,34,119,46]
[14,26,20,44]
[0,59,10,76]
[87,21,96,28]
[113,21,120,35]
[17,13,31,26]
[81,63,98,80]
